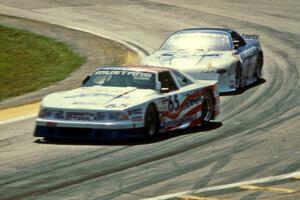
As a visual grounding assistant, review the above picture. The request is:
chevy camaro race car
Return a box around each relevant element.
[34,66,220,139]
[141,28,264,92]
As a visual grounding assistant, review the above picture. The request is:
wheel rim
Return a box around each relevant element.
[201,94,212,122]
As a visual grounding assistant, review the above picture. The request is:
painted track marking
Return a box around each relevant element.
[142,171,300,200]
[180,194,230,200]
[0,101,40,123]
[239,184,296,193]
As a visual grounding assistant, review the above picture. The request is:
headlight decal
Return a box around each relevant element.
[40,109,64,119]
[95,112,129,121]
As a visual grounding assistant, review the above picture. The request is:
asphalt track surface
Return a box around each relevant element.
[0,1,300,199]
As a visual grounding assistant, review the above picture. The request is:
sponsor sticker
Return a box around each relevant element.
[66,112,95,121]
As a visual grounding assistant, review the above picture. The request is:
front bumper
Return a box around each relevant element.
[218,74,236,92]
[194,72,236,92]
[34,118,144,139]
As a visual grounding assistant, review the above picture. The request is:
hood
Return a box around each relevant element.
[142,50,235,71]
[42,86,157,110]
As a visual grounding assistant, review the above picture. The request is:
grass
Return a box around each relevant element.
[0,24,85,101]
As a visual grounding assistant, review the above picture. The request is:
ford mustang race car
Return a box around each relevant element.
[141,28,264,92]
[34,66,220,139]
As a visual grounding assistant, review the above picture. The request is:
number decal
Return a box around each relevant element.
[174,95,179,110]
[168,95,180,112]
[168,96,174,111]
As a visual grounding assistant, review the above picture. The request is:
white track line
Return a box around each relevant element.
[142,171,300,200]
[0,114,37,125]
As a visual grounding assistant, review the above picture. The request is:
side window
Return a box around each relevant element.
[231,31,246,49]
[172,71,193,87]
[158,71,178,92]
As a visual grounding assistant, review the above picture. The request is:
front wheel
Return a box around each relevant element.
[201,93,213,124]
[143,104,159,137]
[235,65,242,90]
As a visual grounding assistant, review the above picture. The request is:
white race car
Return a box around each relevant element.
[34,66,220,139]
[141,28,264,92]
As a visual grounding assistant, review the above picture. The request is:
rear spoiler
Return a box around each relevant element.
[240,33,260,40]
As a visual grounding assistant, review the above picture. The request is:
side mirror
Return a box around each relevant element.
[233,40,240,49]
[82,75,91,86]
[160,88,170,93]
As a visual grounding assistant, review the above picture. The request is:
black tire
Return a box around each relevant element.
[43,137,56,143]
[201,93,213,124]
[235,64,242,90]
[143,104,159,137]
[254,54,263,78]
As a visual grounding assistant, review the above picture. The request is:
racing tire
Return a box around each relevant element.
[235,64,242,91]
[143,104,159,137]
[43,137,56,143]
[201,92,213,124]
[254,54,263,79]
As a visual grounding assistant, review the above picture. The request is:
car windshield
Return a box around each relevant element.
[161,32,232,51]
[83,69,156,90]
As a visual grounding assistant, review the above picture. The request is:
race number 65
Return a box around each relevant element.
[168,95,179,112]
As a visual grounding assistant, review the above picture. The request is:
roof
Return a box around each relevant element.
[175,28,234,35]
[96,65,173,73]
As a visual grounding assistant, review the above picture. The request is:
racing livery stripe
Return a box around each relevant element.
[184,104,202,118]
[165,105,203,131]
[188,118,203,128]
[161,90,205,120]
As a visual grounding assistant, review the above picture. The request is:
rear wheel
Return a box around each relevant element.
[201,93,213,124]
[143,104,159,137]
[254,54,263,78]
[235,64,242,90]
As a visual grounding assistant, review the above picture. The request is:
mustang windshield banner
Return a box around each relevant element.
[95,70,153,78]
